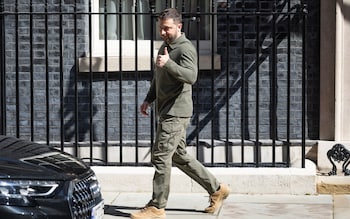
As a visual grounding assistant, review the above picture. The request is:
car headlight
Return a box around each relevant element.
[0,180,60,206]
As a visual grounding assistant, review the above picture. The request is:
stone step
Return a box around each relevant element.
[317,176,350,194]
[91,159,317,195]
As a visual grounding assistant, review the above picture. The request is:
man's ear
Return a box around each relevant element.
[177,23,183,32]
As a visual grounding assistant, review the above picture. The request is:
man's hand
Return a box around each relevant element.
[140,101,151,116]
[156,47,169,68]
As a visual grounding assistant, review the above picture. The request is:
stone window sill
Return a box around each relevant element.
[78,54,221,72]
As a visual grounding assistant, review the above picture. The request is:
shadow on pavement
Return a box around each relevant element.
[104,204,206,217]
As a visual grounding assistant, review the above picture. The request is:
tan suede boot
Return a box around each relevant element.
[130,206,166,219]
[204,183,230,213]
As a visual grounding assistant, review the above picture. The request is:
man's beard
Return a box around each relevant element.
[163,35,176,44]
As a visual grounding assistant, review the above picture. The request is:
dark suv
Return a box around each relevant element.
[0,135,104,219]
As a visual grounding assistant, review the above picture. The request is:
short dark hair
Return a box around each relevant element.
[158,8,182,23]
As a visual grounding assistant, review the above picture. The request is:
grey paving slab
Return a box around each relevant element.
[102,192,345,219]
[221,194,333,219]
[334,195,350,219]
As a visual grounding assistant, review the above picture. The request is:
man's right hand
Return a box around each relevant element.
[140,101,150,116]
[156,47,169,68]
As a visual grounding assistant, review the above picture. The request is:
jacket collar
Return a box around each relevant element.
[167,32,186,50]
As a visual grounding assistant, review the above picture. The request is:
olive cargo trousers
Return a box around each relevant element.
[150,116,220,209]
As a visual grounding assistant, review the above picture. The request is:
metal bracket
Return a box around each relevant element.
[327,144,350,176]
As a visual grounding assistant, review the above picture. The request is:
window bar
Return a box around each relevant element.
[30,0,34,141]
[301,0,308,168]
[150,0,156,158]
[255,0,261,167]
[104,0,109,164]
[226,3,231,167]
[0,0,6,135]
[240,1,246,166]
[119,0,124,165]
[59,0,64,150]
[271,1,278,167]
[15,1,20,138]
[135,1,139,165]
[210,7,216,166]
[88,0,94,164]
[181,0,185,12]
[73,1,79,157]
[210,1,215,166]
[194,5,200,162]
[45,1,50,145]
[286,0,292,167]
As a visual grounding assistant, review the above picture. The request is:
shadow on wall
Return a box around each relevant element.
[187,0,312,142]
[60,0,319,143]
[62,66,98,142]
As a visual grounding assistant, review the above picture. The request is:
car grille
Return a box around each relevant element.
[71,174,99,219]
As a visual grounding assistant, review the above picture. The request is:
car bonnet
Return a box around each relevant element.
[0,135,90,180]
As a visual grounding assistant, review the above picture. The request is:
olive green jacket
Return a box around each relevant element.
[145,33,197,117]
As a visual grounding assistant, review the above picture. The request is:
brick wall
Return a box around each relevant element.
[2,0,320,143]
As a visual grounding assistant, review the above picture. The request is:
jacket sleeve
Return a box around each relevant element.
[144,76,156,103]
[163,47,198,85]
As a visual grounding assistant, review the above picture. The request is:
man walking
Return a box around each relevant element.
[131,8,230,219]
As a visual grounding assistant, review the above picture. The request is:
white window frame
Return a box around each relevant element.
[91,0,153,57]
[79,0,221,71]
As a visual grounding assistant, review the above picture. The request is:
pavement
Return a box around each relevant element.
[102,191,350,219]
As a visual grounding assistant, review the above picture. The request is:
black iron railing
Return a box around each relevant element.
[0,0,314,168]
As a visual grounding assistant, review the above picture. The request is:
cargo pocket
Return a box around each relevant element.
[161,120,183,134]
[157,118,183,153]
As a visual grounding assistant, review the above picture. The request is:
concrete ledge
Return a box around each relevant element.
[317,176,350,194]
[91,160,316,195]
